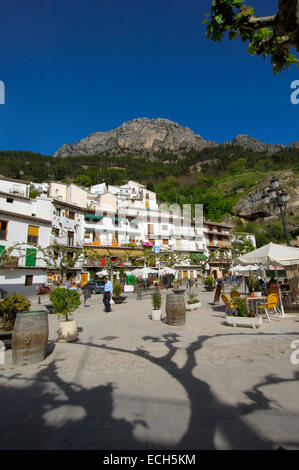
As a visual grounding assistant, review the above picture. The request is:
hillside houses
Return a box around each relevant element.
[0,177,250,294]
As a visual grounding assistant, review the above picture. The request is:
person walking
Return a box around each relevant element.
[103,277,113,312]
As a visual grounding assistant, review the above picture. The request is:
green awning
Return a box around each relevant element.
[85,215,103,220]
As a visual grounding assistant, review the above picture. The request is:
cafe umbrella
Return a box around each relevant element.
[238,243,299,317]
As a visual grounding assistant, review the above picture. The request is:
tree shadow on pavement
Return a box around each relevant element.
[0,331,298,450]
[0,360,147,450]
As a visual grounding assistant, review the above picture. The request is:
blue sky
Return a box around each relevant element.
[0,0,298,155]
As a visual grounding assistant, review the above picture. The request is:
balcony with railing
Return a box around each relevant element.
[1,256,19,268]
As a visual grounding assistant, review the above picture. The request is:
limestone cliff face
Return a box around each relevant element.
[53,118,217,157]
[234,170,299,224]
[54,117,299,158]
[232,135,286,153]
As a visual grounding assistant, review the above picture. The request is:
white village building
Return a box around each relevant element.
[1,176,252,292]
[0,178,86,294]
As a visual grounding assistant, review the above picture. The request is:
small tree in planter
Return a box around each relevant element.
[112,283,126,304]
[151,292,162,321]
[50,288,81,342]
[186,292,201,311]
[204,276,214,291]
[187,293,201,305]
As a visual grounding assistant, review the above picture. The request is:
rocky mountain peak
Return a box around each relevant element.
[53,118,299,158]
[53,118,217,157]
[232,134,285,153]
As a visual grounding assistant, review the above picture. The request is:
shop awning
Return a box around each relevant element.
[85,247,145,257]
[85,214,103,220]
[107,249,128,256]
[126,249,144,256]
[85,248,110,256]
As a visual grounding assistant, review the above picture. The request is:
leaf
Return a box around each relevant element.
[215,15,223,25]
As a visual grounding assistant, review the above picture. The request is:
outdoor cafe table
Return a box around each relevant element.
[242,295,267,315]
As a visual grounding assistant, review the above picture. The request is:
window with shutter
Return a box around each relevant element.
[25,248,37,267]
[0,221,8,240]
[27,225,39,244]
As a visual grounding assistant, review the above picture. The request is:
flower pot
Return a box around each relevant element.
[225,315,263,329]
[151,309,161,321]
[112,296,126,304]
[172,289,185,294]
[186,301,201,311]
[57,319,78,343]
[45,304,54,314]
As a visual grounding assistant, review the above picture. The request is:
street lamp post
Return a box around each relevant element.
[262,176,291,246]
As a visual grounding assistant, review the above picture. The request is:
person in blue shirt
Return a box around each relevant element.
[103,277,113,312]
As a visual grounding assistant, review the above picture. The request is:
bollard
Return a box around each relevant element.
[38,295,41,304]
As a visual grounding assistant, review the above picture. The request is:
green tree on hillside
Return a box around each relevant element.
[74,175,92,187]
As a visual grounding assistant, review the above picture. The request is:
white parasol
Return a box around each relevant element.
[230,264,260,274]
[96,269,109,276]
[238,243,299,317]
[158,267,176,275]
[130,267,158,278]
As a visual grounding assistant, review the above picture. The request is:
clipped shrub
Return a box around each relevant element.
[49,287,81,321]
[152,292,162,310]
[0,293,31,331]
[113,283,123,297]
[204,276,214,290]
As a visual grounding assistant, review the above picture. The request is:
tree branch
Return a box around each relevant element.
[247,15,277,29]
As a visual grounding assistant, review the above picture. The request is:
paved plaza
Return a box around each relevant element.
[0,284,299,450]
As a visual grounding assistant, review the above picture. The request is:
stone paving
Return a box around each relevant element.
[0,284,299,450]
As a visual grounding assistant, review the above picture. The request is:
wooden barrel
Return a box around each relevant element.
[166,294,186,326]
[12,310,49,365]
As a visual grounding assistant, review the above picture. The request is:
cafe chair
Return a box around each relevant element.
[257,293,280,323]
[267,286,279,296]
[221,294,236,317]
[230,290,240,299]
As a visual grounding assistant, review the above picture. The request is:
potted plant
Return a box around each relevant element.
[172,279,185,294]
[226,297,263,329]
[0,293,31,348]
[112,283,127,304]
[186,292,201,311]
[50,287,81,342]
[252,279,262,297]
[151,292,162,320]
[204,276,215,291]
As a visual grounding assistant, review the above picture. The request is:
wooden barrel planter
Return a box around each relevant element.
[12,310,49,366]
[166,294,186,326]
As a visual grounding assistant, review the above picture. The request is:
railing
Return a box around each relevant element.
[218,241,232,248]
[1,257,18,268]
[9,189,25,197]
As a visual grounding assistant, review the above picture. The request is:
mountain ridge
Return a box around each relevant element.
[53,117,299,158]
